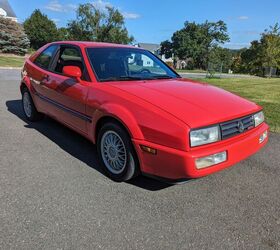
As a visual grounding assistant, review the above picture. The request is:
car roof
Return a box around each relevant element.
[51,41,140,49]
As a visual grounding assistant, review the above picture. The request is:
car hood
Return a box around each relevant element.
[109,78,260,128]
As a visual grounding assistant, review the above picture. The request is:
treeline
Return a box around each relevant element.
[0,3,133,54]
[1,4,279,77]
[160,21,280,76]
[24,3,133,49]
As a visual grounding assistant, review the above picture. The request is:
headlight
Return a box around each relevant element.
[190,126,220,147]
[254,111,264,127]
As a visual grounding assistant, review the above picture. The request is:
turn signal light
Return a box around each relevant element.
[140,145,157,155]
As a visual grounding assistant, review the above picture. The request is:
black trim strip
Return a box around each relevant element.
[35,93,92,123]
[142,173,192,184]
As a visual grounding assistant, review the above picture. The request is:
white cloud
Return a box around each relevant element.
[51,18,60,24]
[45,1,76,12]
[92,0,140,19]
[122,12,141,19]
[224,42,250,49]
[45,0,140,19]
[237,16,249,20]
[92,0,112,11]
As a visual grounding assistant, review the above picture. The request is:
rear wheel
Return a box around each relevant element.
[97,122,140,182]
[22,88,44,121]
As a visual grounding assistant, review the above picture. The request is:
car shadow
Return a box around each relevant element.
[6,99,172,191]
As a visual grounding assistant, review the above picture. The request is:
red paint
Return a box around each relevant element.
[21,41,269,181]
[62,66,82,79]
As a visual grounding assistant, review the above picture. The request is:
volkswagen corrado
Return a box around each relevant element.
[20,41,269,182]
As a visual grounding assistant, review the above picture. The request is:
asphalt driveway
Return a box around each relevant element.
[0,69,279,249]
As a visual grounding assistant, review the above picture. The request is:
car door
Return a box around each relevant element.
[45,45,92,134]
[33,44,91,135]
[29,44,60,117]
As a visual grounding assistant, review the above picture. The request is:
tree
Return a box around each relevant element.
[160,20,229,69]
[232,23,280,76]
[208,46,233,73]
[160,40,173,59]
[261,23,280,70]
[67,3,133,44]
[24,9,60,49]
[0,17,30,55]
[57,27,70,41]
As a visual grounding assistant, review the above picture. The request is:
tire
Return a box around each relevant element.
[22,88,44,122]
[97,122,140,182]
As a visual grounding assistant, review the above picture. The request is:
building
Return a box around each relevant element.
[0,0,17,22]
[137,43,174,65]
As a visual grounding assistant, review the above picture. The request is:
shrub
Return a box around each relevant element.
[0,17,30,55]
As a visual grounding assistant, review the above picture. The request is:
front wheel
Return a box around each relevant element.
[22,88,44,121]
[97,123,140,182]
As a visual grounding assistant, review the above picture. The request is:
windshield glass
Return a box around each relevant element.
[86,47,179,82]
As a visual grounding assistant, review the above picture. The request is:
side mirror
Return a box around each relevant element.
[62,66,82,81]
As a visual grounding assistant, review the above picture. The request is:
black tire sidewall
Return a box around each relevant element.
[97,123,139,182]
[22,88,43,121]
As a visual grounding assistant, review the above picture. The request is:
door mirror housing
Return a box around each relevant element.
[62,66,82,81]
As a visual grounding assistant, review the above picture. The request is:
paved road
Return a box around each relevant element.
[0,69,279,249]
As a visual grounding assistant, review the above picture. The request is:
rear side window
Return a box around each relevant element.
[34,45,58,69]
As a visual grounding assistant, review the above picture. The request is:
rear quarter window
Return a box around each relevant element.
[34,45,58,69]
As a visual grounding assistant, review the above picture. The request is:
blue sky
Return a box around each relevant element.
[9,0,280,49]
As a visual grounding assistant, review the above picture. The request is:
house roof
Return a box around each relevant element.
[138,43,160,52]
[0,0,16,18]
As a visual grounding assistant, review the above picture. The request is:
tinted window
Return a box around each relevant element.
[34,45,58,69]
[86,47,179,82]
[53,46,84,75]
[51,46,90,81]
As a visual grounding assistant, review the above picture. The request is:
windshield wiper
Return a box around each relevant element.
[151,75,174,79]
[100,76,144,82]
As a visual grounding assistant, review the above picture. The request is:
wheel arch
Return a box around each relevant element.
[91,103,144,144]
[95,116,133,142]
[20,76,32,94]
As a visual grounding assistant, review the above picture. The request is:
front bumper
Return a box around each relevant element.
[133,123,269,180]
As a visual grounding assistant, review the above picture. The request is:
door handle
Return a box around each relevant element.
[42,75,50,81]
[41,75,50,85]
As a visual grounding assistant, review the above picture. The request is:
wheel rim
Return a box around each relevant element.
[100,131,127,174]
[23,92,32,118]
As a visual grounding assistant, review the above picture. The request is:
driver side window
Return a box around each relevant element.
[52,46,89,81]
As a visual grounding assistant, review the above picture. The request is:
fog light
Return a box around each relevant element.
[195,151,227,169]
[259,130,268,144]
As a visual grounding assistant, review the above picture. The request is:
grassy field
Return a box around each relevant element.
[200,78,280,133]
[0,55,25,67]
[177,69,207,73]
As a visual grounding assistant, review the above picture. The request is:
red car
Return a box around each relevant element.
[20,41,269,182]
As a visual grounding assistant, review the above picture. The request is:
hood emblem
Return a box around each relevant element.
[238,121,245,133]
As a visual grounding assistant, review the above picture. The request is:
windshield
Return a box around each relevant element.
[86,47,179,82]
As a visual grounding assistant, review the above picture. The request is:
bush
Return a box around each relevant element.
[0,17,30,55]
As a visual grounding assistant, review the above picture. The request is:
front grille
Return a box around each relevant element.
[220,114,255,139]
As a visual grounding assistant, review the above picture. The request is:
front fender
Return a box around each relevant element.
[90,103,144,143]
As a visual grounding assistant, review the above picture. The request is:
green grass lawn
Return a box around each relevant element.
[199,78,280,133]
[0,56,25,67]
[177,69,207,73]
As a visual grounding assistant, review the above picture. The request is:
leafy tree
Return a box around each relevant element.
[24,9,60,49]
[232,23,280,76]
[0,17,30,55]
[160,20,229,69]
[67,3,133,44]
[261,23,280,70]
[160,40,173,59]
[208,46,233,73]
[58,27,71,41]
